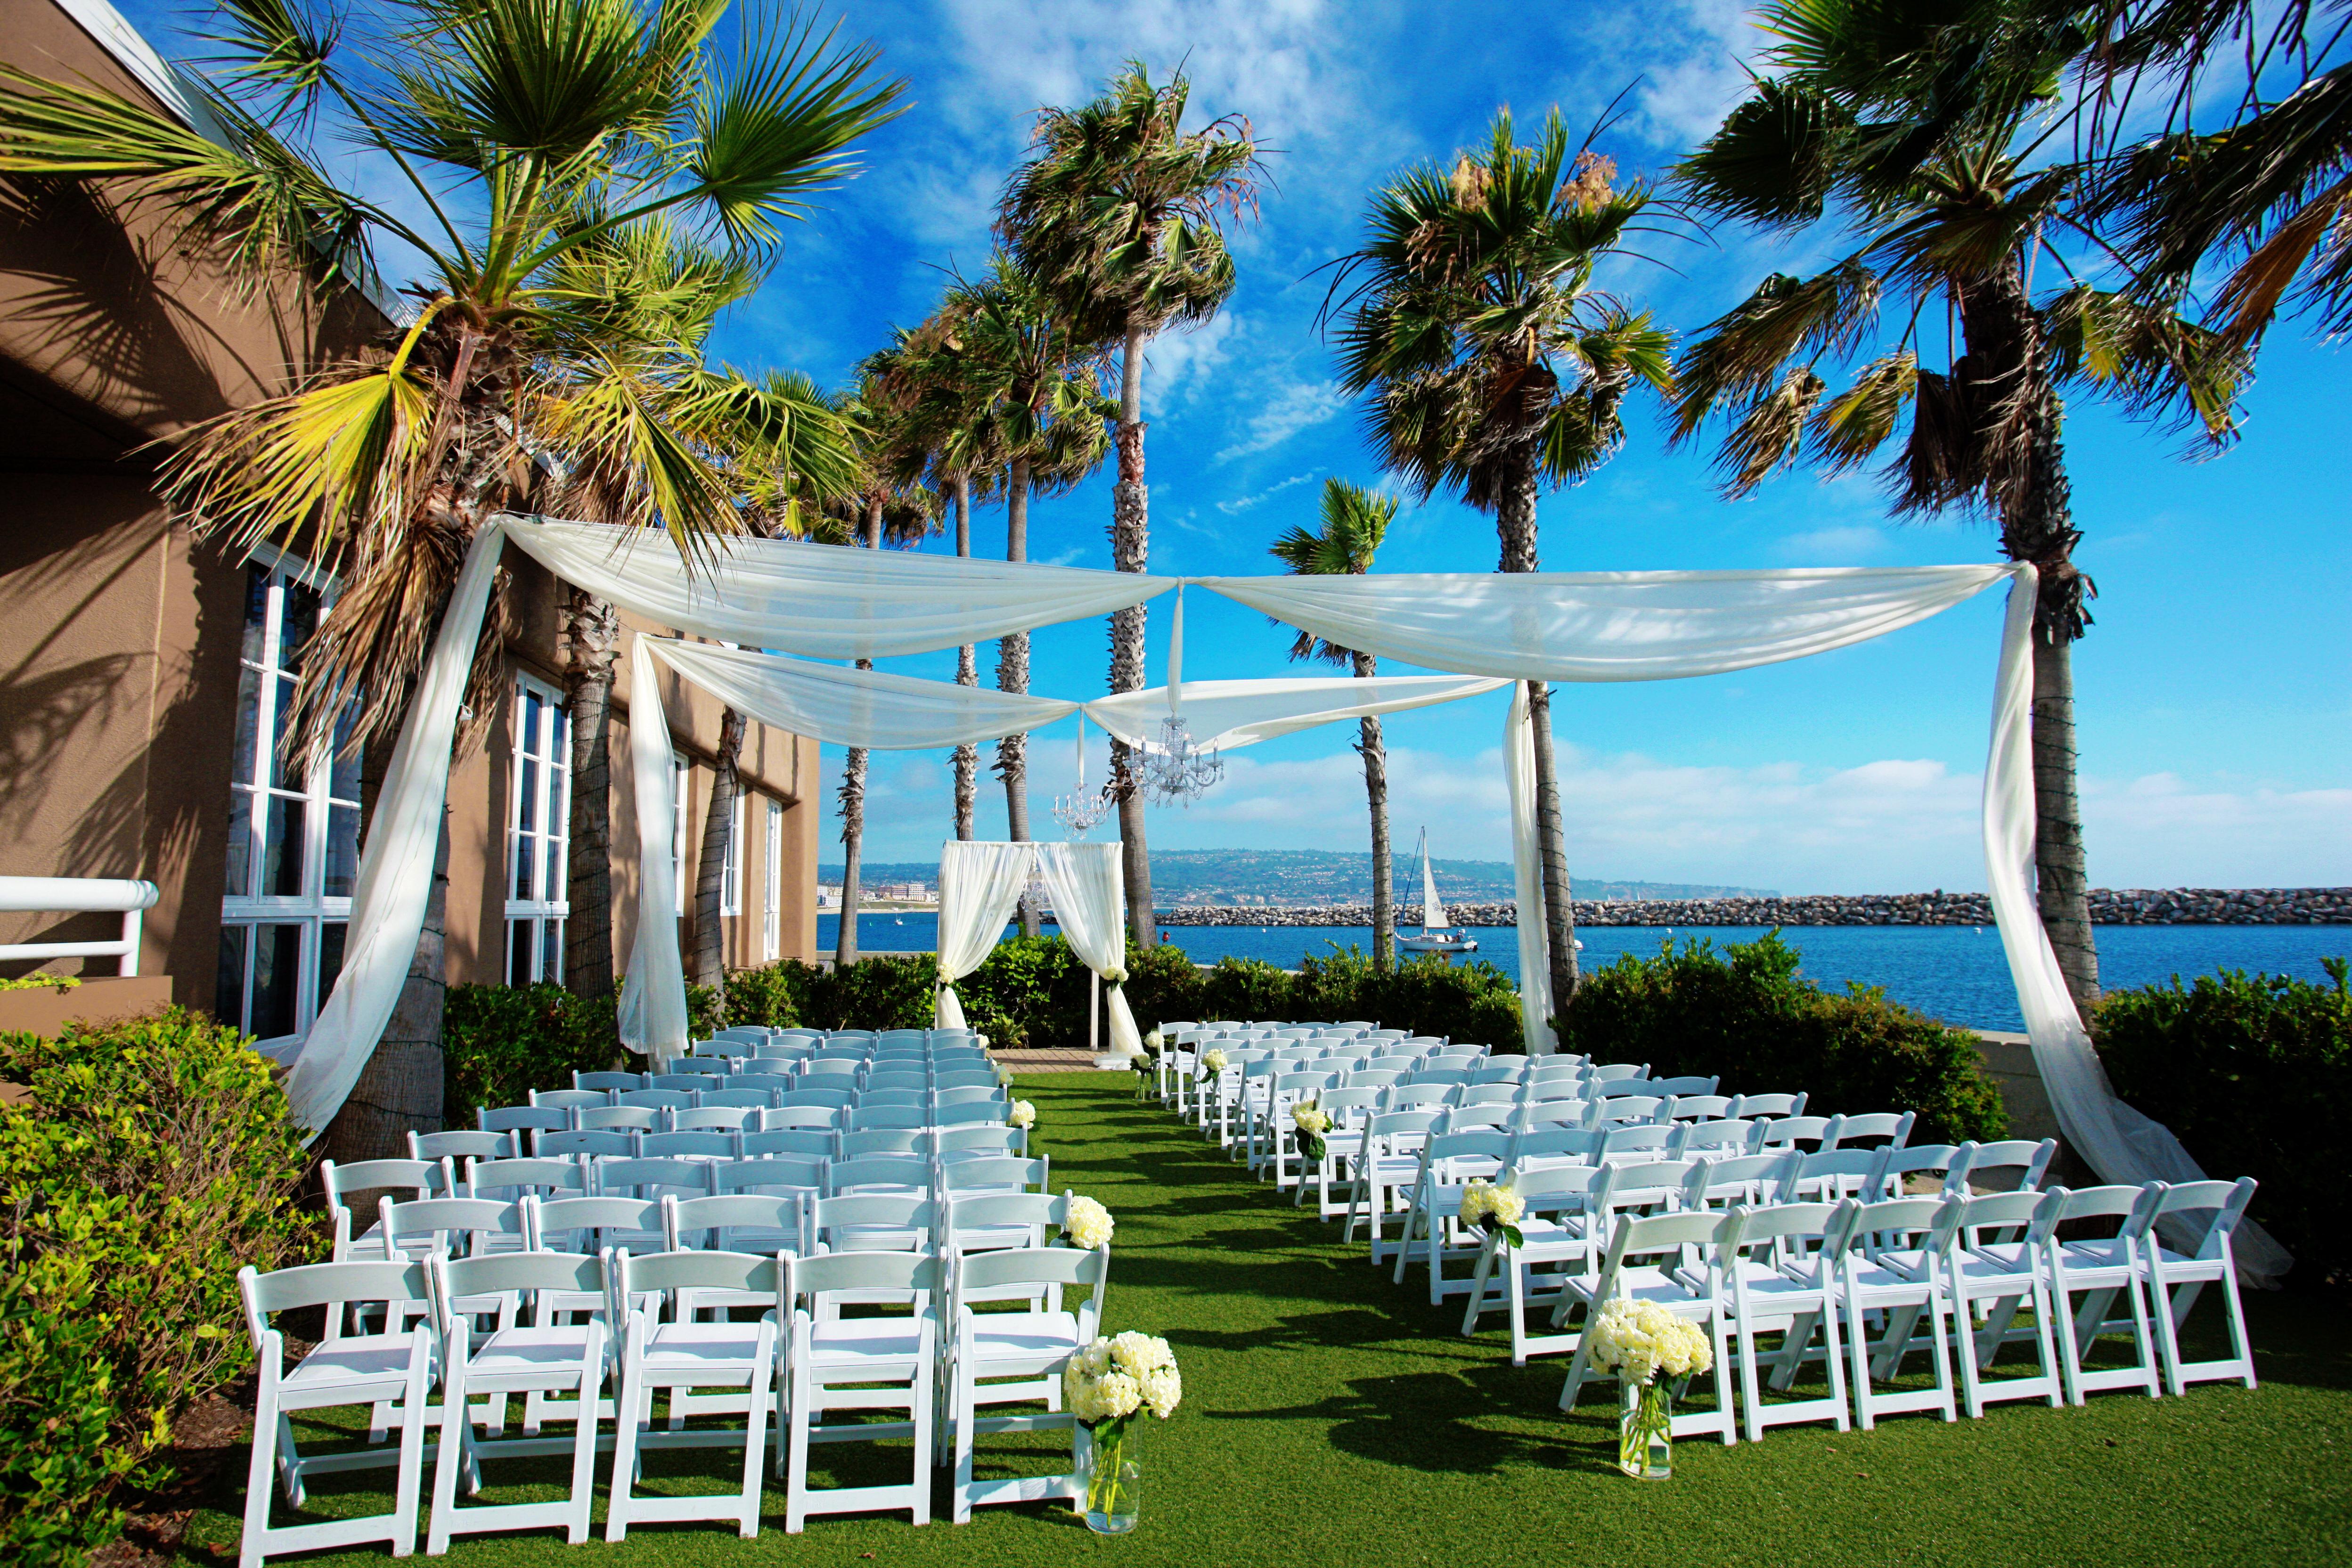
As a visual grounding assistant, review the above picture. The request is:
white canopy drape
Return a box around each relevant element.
[933,842,1039,1031]
[1032,841,1143,1056]
[1502,685,1556,1054]
[647,638,1081,749]
[617,648,689,1059]
[277,516,2282,1279]
[1085,673,1509,751]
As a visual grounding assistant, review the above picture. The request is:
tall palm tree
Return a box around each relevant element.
[1328,108,1673,1014]
[997,62,1262,947]
[1270,480,1400,969]
[1667,0,2249,1013]
[0,0,901,1154]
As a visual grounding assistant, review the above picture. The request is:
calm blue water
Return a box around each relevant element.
[812,912,2347,1032]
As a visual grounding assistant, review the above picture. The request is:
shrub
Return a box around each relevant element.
[0,1009,319,1568]
[2094,958,2350,1285]
[1365,950,1525,1051]
[1556,931,2007,1145]
[1200,956,1296,1024]
[723,963,808,1029]
[1120,939,1208,1036]
[443,984,621,1125]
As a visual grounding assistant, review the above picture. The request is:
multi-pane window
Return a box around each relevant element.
[720,791,744,917]
[217,554,359,1045]
[505,675,571,985]
[762,798,782,961]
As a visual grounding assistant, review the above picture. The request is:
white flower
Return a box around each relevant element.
[1008,1100,1037,1129]
[1587,1297,1712,1384]
[1145,1029,1165,1053]
[1106,1331,1166,1375]
[1137,1364,1183,1419]
[1486,1184,1525,1227]
[1200,1049,1228,1074]
[1064,1334,1182,1427]
[1291,1101,1331,1135]
[1063,1194,1116,1251]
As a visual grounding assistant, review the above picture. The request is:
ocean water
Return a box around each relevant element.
[812,913,2348,1032]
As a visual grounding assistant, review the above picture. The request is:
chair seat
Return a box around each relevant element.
[285,1335,433,1396]
[965,1311,1081,1361]
[807,1317,928,1367]
[643,1322,767,1376]
[467,1326,602,1379]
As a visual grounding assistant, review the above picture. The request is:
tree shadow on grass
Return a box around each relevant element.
[1205,1363,1624,1478]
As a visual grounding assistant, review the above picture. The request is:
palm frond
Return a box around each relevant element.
[1666,261,1879,443]
[1715,364,1824,497]
[1807,350,1918,473]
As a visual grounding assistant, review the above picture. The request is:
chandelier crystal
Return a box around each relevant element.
[1141,714,1225,805]
[1052,713,1112,837]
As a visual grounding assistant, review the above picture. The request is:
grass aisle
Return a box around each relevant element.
[192,1073,2350,1567]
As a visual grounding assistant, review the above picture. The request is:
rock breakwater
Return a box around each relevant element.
[1157,887,2352,927]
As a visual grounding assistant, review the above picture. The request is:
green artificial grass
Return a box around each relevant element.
[187,1074,2351,1568]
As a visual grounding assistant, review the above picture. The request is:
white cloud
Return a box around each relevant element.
[1216,378,1348,460]
[1629,0,1763,146]
[1215,470,1323,516]
[1144,310,1243,407]
[1778,523,1889,562]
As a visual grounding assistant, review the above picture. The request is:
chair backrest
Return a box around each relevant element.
[1498,1161,1604,1210]
[593,1157,714,1201]
[733,1073,795,1096]
[672,1107,755,1133]
[640,1130,739,1159]
[480,1105,569,1135]
[1456,1082,1522,1107]
[1727,1198,1858,1259]
[939,1155,1048,1193]
[2149,1177,2258,1259]
[1597,1124,1675,1159]
[932,1086,1003,1107]
[933,1102,1007,1127]
[1505,1126,1602,1169]
[863,1084,928,1103]
[619,1248,784,1322]
[944,1191,1064,1247]
[849,1105,929,1131]
[649,1073,721,1093]
[1876,1142,1967,1186]
[322,1157,448,1215]
[1384,1083,1459,1112]
[1408,1069,1472,1088]
[524,1195,662,1251]
[778,1086,856,1110]
[664,1194,802,1250]
[1759,1115,1839,1149]
[1731,1091,1807,1119]
[577,1105,662,1132]
[1665,1094,1736,1121]
[713,1155,827,1197]
[411,1129,513,1162]
[617,1088,694,1110]
[1317,1086,1386,1120]
[786,1249,940,1313]
[241,1259,430,1345]
[433,1250,609,1339]
[742,1127,836,1159]
[1343,1068,1407,1091]
[955,1245,1109,1327]
[1591,1157,1707,1222]
[1831,1110,1915,1148]
[807,1194,936,1252]
[1586,1063,1649,1082]
[1592,1208,1739,1294]
[1951,1138,2057,1194]
[835,1127,926,1158]
[698,1089,775,1111]
[1364,1109,1442,1150]
[1948,1188,2061,1249]
[1688,1151,1800,1209]
[1646,1074,1720,1098]
[828,1154,930,1195]
[934,1125,1020,1156]
[2045,1183,2162,1235]
[1670,1119,1765,1159]
[1594,1095,1666,1126]
[763,1105,840,1131]
[380,1196,523,1257]
[1795,1148,1890,1200]
[1437,1104,1516,1134]
[532,1088,608,1111]
[1425,1129,1511,1176]
[801,1059,860,1078]
[465,1155,585,1202]
[535,1128,638,1160]
[575,1071,643,1092]
[1841,1194,1966,1258]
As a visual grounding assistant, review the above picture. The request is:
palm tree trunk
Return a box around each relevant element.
[692,705,746,991]
[562,590,620,997]
[951,472,977,842]
[836,727,866,969]
[997,459,1040,937]
[1354,650,1394,971]
[1497,448,1580,1014]
[1109,320,1155,948]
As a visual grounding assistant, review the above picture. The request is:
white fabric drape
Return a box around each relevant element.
[1085,673,1509,752]
[279,523,505,1137]
[1981,577,2291,1283]
[1503,686,1558,1054]
[501,514,1171,661]
[1031,842,1143,1057]
[934,841,1042,1029]
[617,650,689,1061]
[645,638,1079,749]
[1200,565,2014,682]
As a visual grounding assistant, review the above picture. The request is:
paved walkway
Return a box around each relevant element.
[991,1046,1125,1072]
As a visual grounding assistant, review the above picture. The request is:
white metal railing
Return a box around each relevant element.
[0,875,159,977]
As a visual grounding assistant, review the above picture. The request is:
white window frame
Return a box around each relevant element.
[720,789,744,917]
[217,546,358,1048]
[762,798,783,961]
[503,672,572,986]
[671,754,689,916]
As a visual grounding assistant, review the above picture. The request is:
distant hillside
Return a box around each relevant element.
[822,849,1772,905]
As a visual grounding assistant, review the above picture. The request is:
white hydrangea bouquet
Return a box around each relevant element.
[1585,1296,1712,1480]
[1008,1099,1037,1130]
[1061,1194,1116,1251]
[1290,1098,1331,1163]
[1199,1047,1227,1076]
[1063,1332,1181,1532]
[1458,1177,1525,1248]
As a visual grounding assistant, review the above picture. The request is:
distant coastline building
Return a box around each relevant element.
[0,0,823,1045]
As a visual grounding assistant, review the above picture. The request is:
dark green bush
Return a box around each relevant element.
[2094,958,2349,1286]
[1200,956,1297,1025]
[0,1009,320,1568]
[1556,931,2007,1146]
[443,984,621,1125]
[1120,939,1208,1036]
[723,962,808,1029]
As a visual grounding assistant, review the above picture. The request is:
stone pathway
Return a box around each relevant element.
[991,1046,1123,1072]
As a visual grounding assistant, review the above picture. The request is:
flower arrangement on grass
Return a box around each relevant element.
[1064,1331,1182,1527]
[1062,1194,1116,1250]
[1008,1100,1037,1130]
[1290,1099,1331,1163]
[1586,1296,1714,1480]
[1458,1178,1525,1247]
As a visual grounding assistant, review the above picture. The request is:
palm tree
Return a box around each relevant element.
[0,0,901,1154]
[1327,108,1673,1014]
[1270,480,1401,969]
[997,62,1263,947]
[1667,0,2249,1012]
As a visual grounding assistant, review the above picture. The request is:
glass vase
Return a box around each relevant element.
[1082,1430,1141,1534]
[1617,1377,1673,1480]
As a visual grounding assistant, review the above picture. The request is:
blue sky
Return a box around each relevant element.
[115,0,2352,893]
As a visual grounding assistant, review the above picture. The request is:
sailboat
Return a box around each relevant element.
[1396,828,1477,954]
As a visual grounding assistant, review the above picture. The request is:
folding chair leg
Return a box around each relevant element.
[239,1361,282,1568]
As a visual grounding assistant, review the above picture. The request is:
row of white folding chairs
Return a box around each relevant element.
[1488,1177,2260,1452]
[643,1049,996,1084]
[506,1086,1004,1128]
[1181,1044,1501,1135]
[233,1227,1110,1564]
[417,1119,1023,1169]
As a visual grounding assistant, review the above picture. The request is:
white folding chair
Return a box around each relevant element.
[782,1250,943,1531]
[1554,1209,1740,1446]
[321,1158,450,1264]
[1723,1200,1859,1440]
[1941,1189,2065,1419]
[2143,1178,2260,1394]
[945,1245,1111,1522]
[1838,1195,1963,1429]
[235,1261,435,1568]
[2043,1184,2164,1405]
[1395,1130,1512,1302]
[1459,1163,1606,1364]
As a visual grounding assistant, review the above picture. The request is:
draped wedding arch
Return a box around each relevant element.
[272,513,2287,1280]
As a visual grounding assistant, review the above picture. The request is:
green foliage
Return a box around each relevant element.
[1200,956,1297,1027]
[1557,931,2007,1146]
[2095,958,2350,1285]
[0,1009,319,1568]
[442,984,620,1125]
[1119,939,1209,1035]
[722,963,807,1029]
[955,936,1081,1051]
[686,982,724,1042]
[723,956,934,1035]
[0,973,78,993]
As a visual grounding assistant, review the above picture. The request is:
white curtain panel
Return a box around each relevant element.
[646,637,1079,749]
[1503,686,1558,1054]
[934,841,1041,1029]
[500,514,1170,661]
[1200,565,2014,682]
[616,649,690,1061]
[279,523,506,1137]
[1031,842,1143,1056]
[1084,673,1509,752]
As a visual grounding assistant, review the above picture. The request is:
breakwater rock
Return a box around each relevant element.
[1157,887,2352,928]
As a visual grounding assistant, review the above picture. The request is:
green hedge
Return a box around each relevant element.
[0,1009,319,1568]
[2094,957,2349,1287]
[444,982,727,1119]
[1555,931,2007,1146]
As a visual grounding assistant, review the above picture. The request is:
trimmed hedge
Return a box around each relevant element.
[1556,931,2007,1146]
[444,983,726,1120]
[0,1009,319,1568]
[2095,957,2349,1287]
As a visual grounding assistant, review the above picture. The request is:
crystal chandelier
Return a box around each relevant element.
[1141,713,1224,804]
[1051,713,1111,837]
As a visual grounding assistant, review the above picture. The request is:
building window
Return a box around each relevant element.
[504,674,570,986]
[720,790,744,917]
[762,798,782,962]
[671,755,689,915]
[217,553,358,1045]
